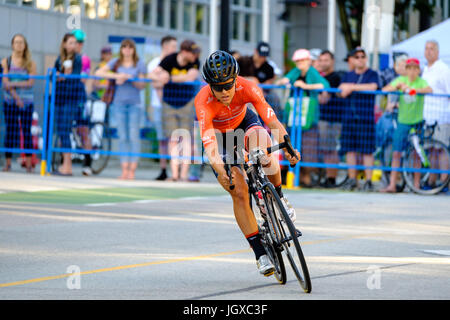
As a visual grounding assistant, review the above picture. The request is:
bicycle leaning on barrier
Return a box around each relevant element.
[51,94,111,175]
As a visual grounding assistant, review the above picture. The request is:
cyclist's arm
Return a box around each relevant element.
[247,82,300,164]
[195,95,227,177]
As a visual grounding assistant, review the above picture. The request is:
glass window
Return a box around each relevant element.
[244,13,251,42]
[183,1,191,32]
[195,4,204,34]
[129,0,138,23]
[170,0,178,30]
[21,0,33,7]
[114,0,124,21]
[84,0,96,19]
[233,0,240,5]
[68,1,81,15]
[97,0,110,19]
[232,11,239,40]
[143,0,152,25]
[53,0,64,12]
[244,0,251,7]
[5,0,18,4]
[36,0,51,10]
[256,13,262,42]
[157,0,164,27]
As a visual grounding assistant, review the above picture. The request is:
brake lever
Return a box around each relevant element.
[283,135,299,168]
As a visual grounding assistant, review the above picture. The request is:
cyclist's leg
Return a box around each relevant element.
[245,125,282,186]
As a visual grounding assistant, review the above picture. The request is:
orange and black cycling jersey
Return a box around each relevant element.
[194,76,277,148]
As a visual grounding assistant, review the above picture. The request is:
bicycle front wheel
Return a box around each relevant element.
[264,184,312,293]
[89,122,111,174]
[402,139,450,195]
[251,195,286,284]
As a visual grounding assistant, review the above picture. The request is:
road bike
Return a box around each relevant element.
[225,135,312,293]
[52,97,111,174]
[401,123,450,195]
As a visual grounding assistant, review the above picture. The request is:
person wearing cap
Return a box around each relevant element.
[343,51,356,72]
[277,48,330,186]
[381,58,432,192]
[338,47,379,192]
[70,29,94,176]
[148,39,201,182]
[71,29,91,76]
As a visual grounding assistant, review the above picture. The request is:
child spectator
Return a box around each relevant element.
[381,58,432,192]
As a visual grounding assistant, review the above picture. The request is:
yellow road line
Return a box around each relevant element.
[0,234,381,289]
[0,249,251,288]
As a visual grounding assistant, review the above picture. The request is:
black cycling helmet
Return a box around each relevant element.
[202,50,239,84]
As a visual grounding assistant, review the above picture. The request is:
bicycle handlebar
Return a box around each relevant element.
[226,135,298,190]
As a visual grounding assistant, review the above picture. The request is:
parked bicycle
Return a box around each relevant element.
[401,123,450,195]
[52,97,111,175]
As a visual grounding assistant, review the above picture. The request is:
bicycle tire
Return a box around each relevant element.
[251,196,286,285]
[402,139,450,195]
[263,184,312,293]
[88,122,111,175]
[51,134,63,172]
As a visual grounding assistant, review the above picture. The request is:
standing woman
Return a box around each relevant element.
[95,38,147,179]
[1,34,37,172]
[53,33,87,176]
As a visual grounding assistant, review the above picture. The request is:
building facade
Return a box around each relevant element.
[0,0,286,74]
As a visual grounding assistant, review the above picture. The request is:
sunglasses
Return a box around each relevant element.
[210,79,236,92]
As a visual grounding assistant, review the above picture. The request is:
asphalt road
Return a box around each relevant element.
[0,171,449,301]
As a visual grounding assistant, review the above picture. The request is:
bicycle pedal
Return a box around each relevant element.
[264,270,275,277]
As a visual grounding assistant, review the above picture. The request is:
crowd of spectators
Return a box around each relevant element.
[1,30,449,193]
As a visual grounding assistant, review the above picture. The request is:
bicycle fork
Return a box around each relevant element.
[410,133,430,167]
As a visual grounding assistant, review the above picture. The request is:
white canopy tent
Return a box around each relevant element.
[390,18,450,68]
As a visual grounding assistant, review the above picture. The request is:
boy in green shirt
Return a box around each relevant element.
[381,58,432,192]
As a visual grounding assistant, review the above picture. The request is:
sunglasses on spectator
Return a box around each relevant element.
[210,79,236,92]
[354,55,366,59]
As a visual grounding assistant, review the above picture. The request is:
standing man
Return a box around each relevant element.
[422,40,450,185]
[318,50,342,188]
[251,41,276,85]
[71,29,93,176]
[149,39,201,182]
[147,35,178,181]
[338,47,379,191]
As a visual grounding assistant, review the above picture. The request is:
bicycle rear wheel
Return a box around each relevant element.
[264,184,312,293]
[402,139,450,195]
[89,122,111,174]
